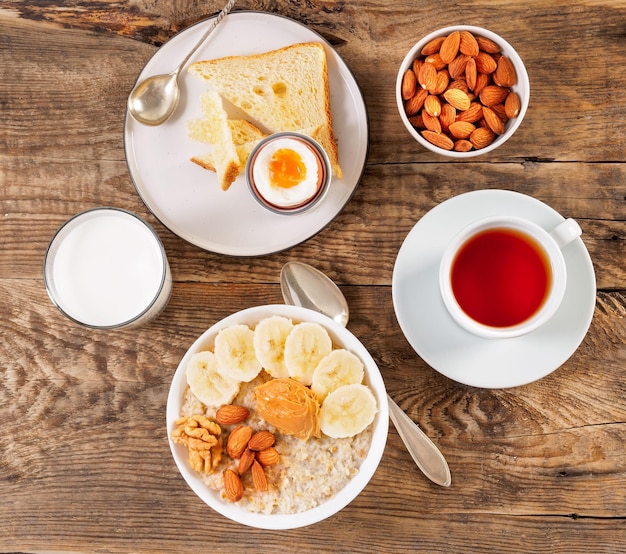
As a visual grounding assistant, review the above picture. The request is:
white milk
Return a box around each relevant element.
[45,208,171,328]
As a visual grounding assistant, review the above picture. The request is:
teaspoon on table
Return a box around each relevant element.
[127,0,237,126]
[280,261,451,487]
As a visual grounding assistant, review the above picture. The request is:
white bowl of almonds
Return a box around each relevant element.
[396,25,529,156]
[166,304,389,529]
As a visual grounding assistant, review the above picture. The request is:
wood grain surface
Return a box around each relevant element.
[1,0,625,553]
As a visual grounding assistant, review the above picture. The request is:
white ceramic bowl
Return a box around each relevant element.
[166,304,389,529]
[396,25,530,157]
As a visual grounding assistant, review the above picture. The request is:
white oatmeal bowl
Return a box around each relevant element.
[166,304,389,529]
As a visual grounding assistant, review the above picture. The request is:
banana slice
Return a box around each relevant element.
[253,315,294,378]
[214,324,262,382]
[186,350,241,407]
[284,321,333,386]
[310,349,365,401]
[319,383,378,438]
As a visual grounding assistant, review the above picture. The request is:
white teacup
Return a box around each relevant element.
[44,207,172,329]
[439,216,581,339]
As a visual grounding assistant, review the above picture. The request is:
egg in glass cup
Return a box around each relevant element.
[246,132,331,215]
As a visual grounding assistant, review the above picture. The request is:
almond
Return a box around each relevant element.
[256,446,281,467]
[446,79,469,94]
[421,110,441,133]
[469,126,496,149]
[223,469,244,502]
[456,102,483,123]
[490,103,509,122]
[424,53,447,70]
[443,88,471,111]
[215,405,249,426]
[251,460,268,492]
[448,54,470,80]
[482,106,505,135]
[418,62,438,91]
[476,35,501,54]
[448,121,476,140]
[475,51,497,74]
[404,87,428,115]
[439,103,456,132]
[238,447,255,475]
[412,57,424,76]
[439,31,460,64]
[421,130,454,150]
[401,69,417,100]
[421,36,446,56]
[424,95,441,117]
[505,91,521,118]
[493,55,517,87]
[459,30,480,57]
[479,85,509,106]
[465,57,477,91]
[408,113,425,129]
[473,71,491,95]
[431,69,450,95]
[226,425,252,459]
[453,139,474,152]
[248,430,275,451]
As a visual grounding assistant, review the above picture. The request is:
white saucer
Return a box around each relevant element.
[392,190,596,388]
[124,12,368,256]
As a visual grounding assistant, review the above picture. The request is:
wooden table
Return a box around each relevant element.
[1,1,625,552]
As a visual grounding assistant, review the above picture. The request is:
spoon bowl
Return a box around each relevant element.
[128,72,181,126]
[280,262,349,327]
[280,261,451,487]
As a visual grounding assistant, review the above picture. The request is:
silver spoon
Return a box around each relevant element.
[127,0,237,126]
[280,261,451,487]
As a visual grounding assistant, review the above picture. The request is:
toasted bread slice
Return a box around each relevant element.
[186,90,241,190]
[189,42,342,179]
[190,118,267,174]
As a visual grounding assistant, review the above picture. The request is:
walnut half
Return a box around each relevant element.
[171,415,223,474]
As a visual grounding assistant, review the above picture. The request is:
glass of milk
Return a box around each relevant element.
[44,207,172,329]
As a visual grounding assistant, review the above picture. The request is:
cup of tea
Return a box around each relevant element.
[439,216,582,339]
[44,207,172,329]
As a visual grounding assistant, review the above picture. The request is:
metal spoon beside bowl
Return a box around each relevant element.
[280,261,451,487]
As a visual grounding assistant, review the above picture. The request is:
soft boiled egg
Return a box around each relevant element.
[248,135,329,213]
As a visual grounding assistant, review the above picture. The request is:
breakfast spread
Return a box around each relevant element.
[187,42,342,191]
[172,316,377,513]
[400,30,521,151]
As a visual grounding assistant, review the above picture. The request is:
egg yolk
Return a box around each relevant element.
[269,148,307,189]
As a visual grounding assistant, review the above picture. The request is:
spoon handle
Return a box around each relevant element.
[176,0,237,75]
[387,395,451,487]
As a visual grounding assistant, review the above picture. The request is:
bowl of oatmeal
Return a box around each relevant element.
[166,304,389,529]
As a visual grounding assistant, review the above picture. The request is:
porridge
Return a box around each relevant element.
[171,316,377,514]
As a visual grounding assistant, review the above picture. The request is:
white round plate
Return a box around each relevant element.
[124,11,368,256]
[392,190,596,389]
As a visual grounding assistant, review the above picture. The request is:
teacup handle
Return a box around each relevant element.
[550,218,582,249]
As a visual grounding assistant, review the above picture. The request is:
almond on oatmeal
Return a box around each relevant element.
[224,469,244,502]
[256,447,280,467]
[227,425,253,459]
[248,430,275,451]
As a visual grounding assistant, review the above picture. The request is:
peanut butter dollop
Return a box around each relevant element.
[254,378,321,440]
